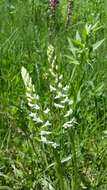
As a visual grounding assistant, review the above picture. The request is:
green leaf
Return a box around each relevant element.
[91,21,99,30]
[68,38,77,57]
[93,39,105,51]
[61,155,72,163]
[84,23,91,36]
[76,31,81,42]
[65,55,80,65]
[0,187,11,190]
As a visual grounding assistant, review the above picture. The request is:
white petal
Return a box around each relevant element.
[54,103,64,108]
[44,108,50,114]
[58,83,62,88]
[61,97,69,104]
[49,85,56,92]
[63,85,69,91]
[43,121,52,127]
[33,117,43,123]
[59,74,63,80]
[63,123,73,128]
[28,102,34,107]
[40,131,51,136]
[29,112,36,117]
[64,109,73,117]
[41,136,47,143]
[69,99,73,105]
[55,91,66,99]
[29,112,43,123]
[33,104,40,110]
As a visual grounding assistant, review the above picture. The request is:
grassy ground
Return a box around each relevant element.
[0,0,107,189]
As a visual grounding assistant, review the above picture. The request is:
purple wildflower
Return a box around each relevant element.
[66,0,73,26]
[48,0,59,40]
[49,0,59,10]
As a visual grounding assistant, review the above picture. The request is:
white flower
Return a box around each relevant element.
[61,97,69,104]
[40,130,59,148]
[54,103,64,108]
[34,94,40,100]
[52,142,59,149]
[61,93,67,98]
[52,56,56,66]
[40,136,52,145]
[63,121,73,128]
[64,109,73,117]
[49,85,56,92]
[41,136,47,143]
[69,99,73,105]
[41,137,59,148]
[26,86,33,92]
[33,117,43,123]
[29,112,43,123]
[44,108,50,114]
[63,118,76,128]
[43,121,52,127]
[59,74,63,80]
[55,91,66,99]
[54,91,62,99]
[54,95,60,99]
[55,77,58,83]
[26,93,33,99]
[63,85,69,91]
[63,122,73,129]
[28,102,34,107]
[29,112,36,118]
[58,83,62,89]
[55,65,58,70]
[49,69,56,77]
[52,61,55,69]
[40,131,51,136]
[33,104,40,110]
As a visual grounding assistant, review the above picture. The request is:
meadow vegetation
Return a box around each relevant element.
[0,0,107,189]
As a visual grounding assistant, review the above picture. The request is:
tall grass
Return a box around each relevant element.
[0,0,107,189]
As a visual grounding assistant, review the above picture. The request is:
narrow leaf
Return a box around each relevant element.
[93,39,105,51]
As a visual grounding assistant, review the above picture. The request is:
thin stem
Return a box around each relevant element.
[53,148,65,190]
[69,128,80,190]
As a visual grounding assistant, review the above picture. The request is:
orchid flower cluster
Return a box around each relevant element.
[21,44,75,149]
[21,66,57,148]
[47,44,75,128]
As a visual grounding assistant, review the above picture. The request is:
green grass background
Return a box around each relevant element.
[0,0,107,189]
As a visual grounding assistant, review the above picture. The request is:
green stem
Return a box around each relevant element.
[53,149,65,190]
[69,129,80,190]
